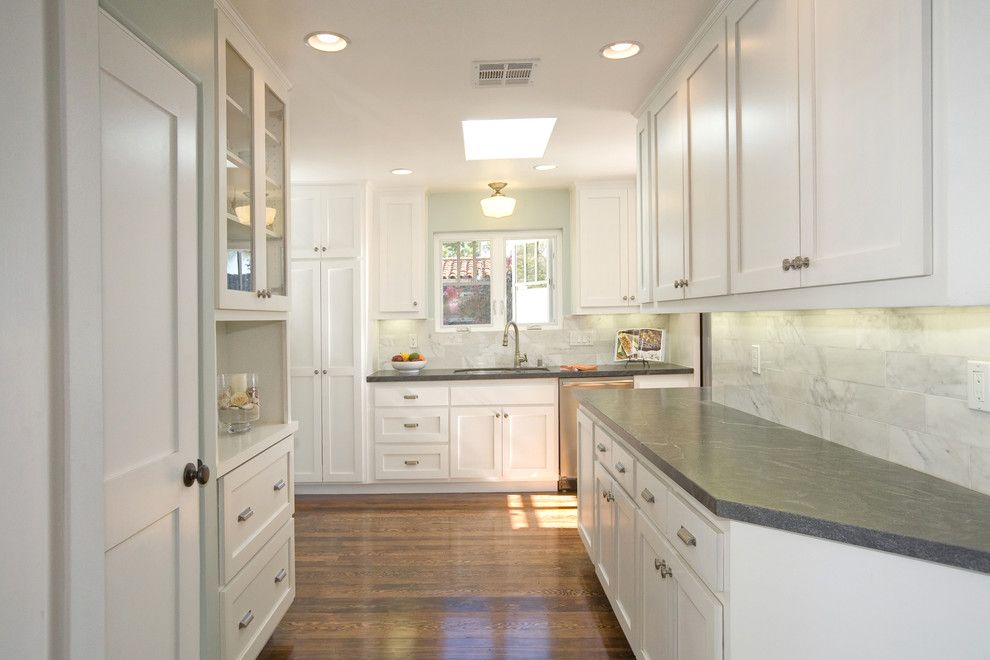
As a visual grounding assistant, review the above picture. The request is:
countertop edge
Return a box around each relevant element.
[366,364,694,382]
[577,397,990,575]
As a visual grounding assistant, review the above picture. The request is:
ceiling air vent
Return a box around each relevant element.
[472,59,539,88]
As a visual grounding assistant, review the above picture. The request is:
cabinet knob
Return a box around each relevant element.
[654,557,663,572]
[321,246,327,252]
[596,443,607,453]
[622,295,628,301]
[412,301,418,307]
[313,246,319,252]
[681,279,688,287]
[314,370,319,375]
[257,289,265,298]
[615,461,627,474]
[503,412,509,418]
[782,258,793,271]
[605,490,615,503]
[323,369,328,374]
[495,412,501,418]
[799,256,810,269]
[630,295,636,301]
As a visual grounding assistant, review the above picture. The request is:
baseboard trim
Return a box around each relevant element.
[296,481,561,495]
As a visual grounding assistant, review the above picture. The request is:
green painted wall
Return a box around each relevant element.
[427,188,572,315]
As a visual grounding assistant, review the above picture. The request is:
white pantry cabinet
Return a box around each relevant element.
[217,10,291,312]
[291,184,365,259]
[573,181,639,312]
[289,259,364,483]
[375,189,427,318]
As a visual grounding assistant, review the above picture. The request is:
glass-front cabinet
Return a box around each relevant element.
[218,11,291,311]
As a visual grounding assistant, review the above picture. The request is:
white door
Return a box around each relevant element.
[683,21,729,299]
[576,410,596,555]
[289,260,323,482]
[664,537,723,660]
[290,185,324,259]
[798,0,932,287]
[613,485,638,639]
[99,12,200,659]
[636,114,654,304]
[577,186,631,308]
[322,259,364,481]
[377,191,426,314]
[450,407,502,479]
[501,405,558,481]
[594,463,617,595]
[727,0,803,293]
[637,512,675,660]
[651,81,687,302]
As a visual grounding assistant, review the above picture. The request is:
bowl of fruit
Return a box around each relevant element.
[390,352,427,372]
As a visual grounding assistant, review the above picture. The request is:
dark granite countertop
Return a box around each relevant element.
[366,362,693,383]
[577,387,990,574]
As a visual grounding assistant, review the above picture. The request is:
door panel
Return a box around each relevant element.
[325,185,362,257]
[594,463,616,595]
[450,407,502,479]
[576,410,596,555]
[636,114,654,303]
[290,260,323,482]
[378,193,425,313]
[290,186,323,259]
[502,405,557,481]
[637,512,675,660]
[578,187,630,308]
[99,12,199,658]
[651,83,686,302]
[613,485,638,639]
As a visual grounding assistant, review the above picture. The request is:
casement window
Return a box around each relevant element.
[434,230,562,332]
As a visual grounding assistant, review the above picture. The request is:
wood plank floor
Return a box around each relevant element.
[258,493,634,659]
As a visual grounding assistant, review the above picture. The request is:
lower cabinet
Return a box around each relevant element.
[594,462,617,593]
[450,407,501,479]
[576,409,596,554]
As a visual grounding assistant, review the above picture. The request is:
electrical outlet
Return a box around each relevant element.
[969,361,990,412]
[408,334,418,349]
[751,344,761,375]
[569,331,594,347]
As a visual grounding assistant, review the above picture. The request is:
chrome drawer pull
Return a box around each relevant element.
[237,507,254,523]
[641,488,656,503]
[238,610,254,629]
[274,568,288,584]
[605,490,615,503]
[677,526,697,547]
[404,460,420,466]
[596,443,607,453]
[403,394,419,400]
[403,423,419,429]
[273,479,287,492]
[615,461,626,474]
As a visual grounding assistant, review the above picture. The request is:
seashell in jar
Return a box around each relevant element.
[240,402,255,411]
[230,391,250,407]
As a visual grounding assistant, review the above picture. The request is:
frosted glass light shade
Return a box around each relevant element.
[235,205,277,227]
[481,181,516,218]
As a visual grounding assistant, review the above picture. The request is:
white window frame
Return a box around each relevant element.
[434,230,563,332]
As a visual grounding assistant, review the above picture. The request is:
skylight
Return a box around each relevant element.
[461,118,557,161]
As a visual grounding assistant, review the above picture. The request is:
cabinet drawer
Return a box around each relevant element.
[374,385,449,407]
[592,424,614,468]
[634,462,669,532]
[374,443,449,480]
[666,493,724,592]
[220,437,294,583]
[450,380,556,406]
[374,407,449,444]
[221,519,295,660]
[606,440,635,495]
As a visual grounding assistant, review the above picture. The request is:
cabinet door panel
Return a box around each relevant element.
[377,192,426,315]
[636,114,654,303]
[290,373,322,483]
[501,406,557,481]
[651,83,686,302]
[728,0,802,293]
[613,485,638,640]
[325,185,362,257]
[576,410,596,556]
[665,539,723,660]
[578,187,631,308]
[683,23,729,299]
[636,511,675,660]
[799,0,931,286]
[450,407,502,479]
[290,261,323,482]
[594,463,616,595]
[290,186,323,259]
[324,374,361,481]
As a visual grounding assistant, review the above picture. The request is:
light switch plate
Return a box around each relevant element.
[969,361,990,412]
[569,331,594,347]
[751,344,761,375]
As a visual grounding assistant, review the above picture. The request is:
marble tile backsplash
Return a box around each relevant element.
[377,314,673,370]
[711,307,990,495]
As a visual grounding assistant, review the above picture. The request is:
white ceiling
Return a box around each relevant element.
[229,0,715,190]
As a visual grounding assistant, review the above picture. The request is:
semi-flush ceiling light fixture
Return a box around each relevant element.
[390,168,413,175]
[481,182,516,218]
[305,32,349,52]
[600,41,642,60]
[462,118,557,160]
[533,164,557,171]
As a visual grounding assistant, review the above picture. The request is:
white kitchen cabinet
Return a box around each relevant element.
[376,189,427,317]
[637,510,675,660]
[289,259,364,483]
[501,405,558,481]
[636,113,654,304]
[291,184,364,260]
[612,480,638,640]
[576,409,596,555]
[649,80,687,303]
[594,462,617,595]
[797,0,931,287]
[217,11,291,312]
[727,0,803,294]
[450,407,502,479]
[573,181,639,312]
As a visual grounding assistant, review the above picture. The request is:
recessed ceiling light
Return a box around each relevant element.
[390,168,413,175]
[533,164,557,171]
[305,32,349,52]
[461,118,557,161]
[600,41,642,60]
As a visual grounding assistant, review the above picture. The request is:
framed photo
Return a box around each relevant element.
[614,328,666,362]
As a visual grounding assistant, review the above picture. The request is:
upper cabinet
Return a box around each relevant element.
[291,184,365,260]
[217,10,291,312]
[638,0,934,309]
[374,189,427,318]
[573,181,639,313]
[635,115,654,304]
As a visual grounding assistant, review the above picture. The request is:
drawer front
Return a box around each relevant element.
[374,407,449,443]
[592,424,614,468]
[221,519,295,660]
[221,437,294,583]
[450,380,556,406]
[635,462,669,531]
[666,493,724,592]
[374,384,449,407]
[606,440,635,494]
[374,443,449,480]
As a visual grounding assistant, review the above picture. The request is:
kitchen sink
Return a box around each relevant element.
[453,367,552,374]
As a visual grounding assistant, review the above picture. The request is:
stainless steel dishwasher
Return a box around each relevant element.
[558,377,634,490]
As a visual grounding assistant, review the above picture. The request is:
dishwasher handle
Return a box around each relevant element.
[560,379,634,389]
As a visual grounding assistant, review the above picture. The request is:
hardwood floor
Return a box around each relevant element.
[258,493,634,659]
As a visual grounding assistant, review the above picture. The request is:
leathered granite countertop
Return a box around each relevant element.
[577,387,990,574]
[366,362,693,382]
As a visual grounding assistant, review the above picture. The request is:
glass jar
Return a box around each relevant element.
[218,372,260,433]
